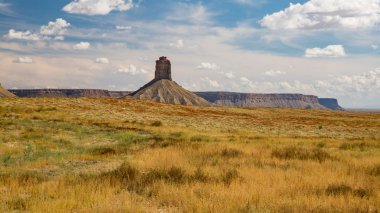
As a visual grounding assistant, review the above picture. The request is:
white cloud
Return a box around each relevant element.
[168,3,212,24]
[116,25,132,30]
[371,44,379,49]
[305,45,346,58]
[5,29,40,41]
[264,70,286,76]
[260,0,380,30]
[201,77,220,88]
[169,39,184,49]
[73,42,91,50]
[13,57,33,63]
[95,57,110,64]
[233,0,266,7]
[197,62,220,71]
[118,64,148,75]
[40,18,70,38]
[224,72,236,79]
[4,18,70,41]
[63,0,134,16]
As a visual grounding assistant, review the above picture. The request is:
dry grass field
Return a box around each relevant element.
[0,98,379,212]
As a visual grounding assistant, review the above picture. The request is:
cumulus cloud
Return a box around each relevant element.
[73,42,91,50]
[264,70,286,76]
[118,64,148,75]
[5,29,40,41]
[315,68,380,95]
[305,45,346,58]
[371,44,379,49]
[40,18,70,38]
[197,62,220,71]
[63,0,134,16]
[13,57,33,63]
[4,18,70,41]
[260,0,380,30]
[95,58,110,64]
[201,77,220,88]
[169,39,184,49]
[115,25,132,30]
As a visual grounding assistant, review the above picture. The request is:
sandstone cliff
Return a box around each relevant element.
[8,89,344,110]
[9,89,125,98]
[195,92,330,110]
[318,98,344,111]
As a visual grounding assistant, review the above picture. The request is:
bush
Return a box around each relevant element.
[90,147,116,155]
[369,164,380,176]
[339,142,368,151]
[166,166,186,183]
[272,146,331,162]
[221,148,243,158]
[222,169,239,186]
[150,121,163,127]
[353,188,371,198]
[326,184,352,196]
[190,135,210,142]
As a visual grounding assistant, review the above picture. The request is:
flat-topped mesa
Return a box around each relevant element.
[155,56,172,81]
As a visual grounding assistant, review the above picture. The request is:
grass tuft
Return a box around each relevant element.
[326,184,352,196]
[272,146,332,162]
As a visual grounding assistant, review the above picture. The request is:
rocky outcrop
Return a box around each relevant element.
[155,56,172,81]
[195,92,330,109]
[132,79,210,106]
[0,84,17,98]
[129,56,210,106]
[318,98,344,111]
[9,89,130,98]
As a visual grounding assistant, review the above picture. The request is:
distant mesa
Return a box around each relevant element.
[128,56,210,106]
[6,56,345,110]
[0,83,17,98]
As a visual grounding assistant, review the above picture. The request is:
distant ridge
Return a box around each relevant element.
[0,84,16,98]
[128,56,210,106]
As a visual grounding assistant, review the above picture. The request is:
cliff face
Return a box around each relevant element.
[9,89,344,110]
[318,98,344,111]
[195,92,330,110]
[9,89,130,98]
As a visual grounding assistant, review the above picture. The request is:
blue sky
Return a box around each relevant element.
[0,0,380,108]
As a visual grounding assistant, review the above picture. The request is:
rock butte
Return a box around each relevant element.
[0,83,16,98]
[128,56,210,106]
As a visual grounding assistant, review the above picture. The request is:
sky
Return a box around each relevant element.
[0,0,379,108]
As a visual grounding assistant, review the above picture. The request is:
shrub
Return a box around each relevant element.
[339,142,368,151]
[190,135,210,142]
[353,188,371,198]
[272,146,331,162]
[166,166,186,183]
[90,147,116,155]
[150,121,163,127]
[221,148,243,158]
[326,184,352,196]
[222,169,239,186]
[192,168,210,183]
[369,164,380,176]
[6,196,28,211]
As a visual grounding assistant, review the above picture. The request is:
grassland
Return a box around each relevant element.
[0,98,379,212]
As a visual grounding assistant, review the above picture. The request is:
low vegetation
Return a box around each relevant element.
[0,98,379,212]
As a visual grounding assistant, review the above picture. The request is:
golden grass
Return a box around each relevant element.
[0,98,379,212]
